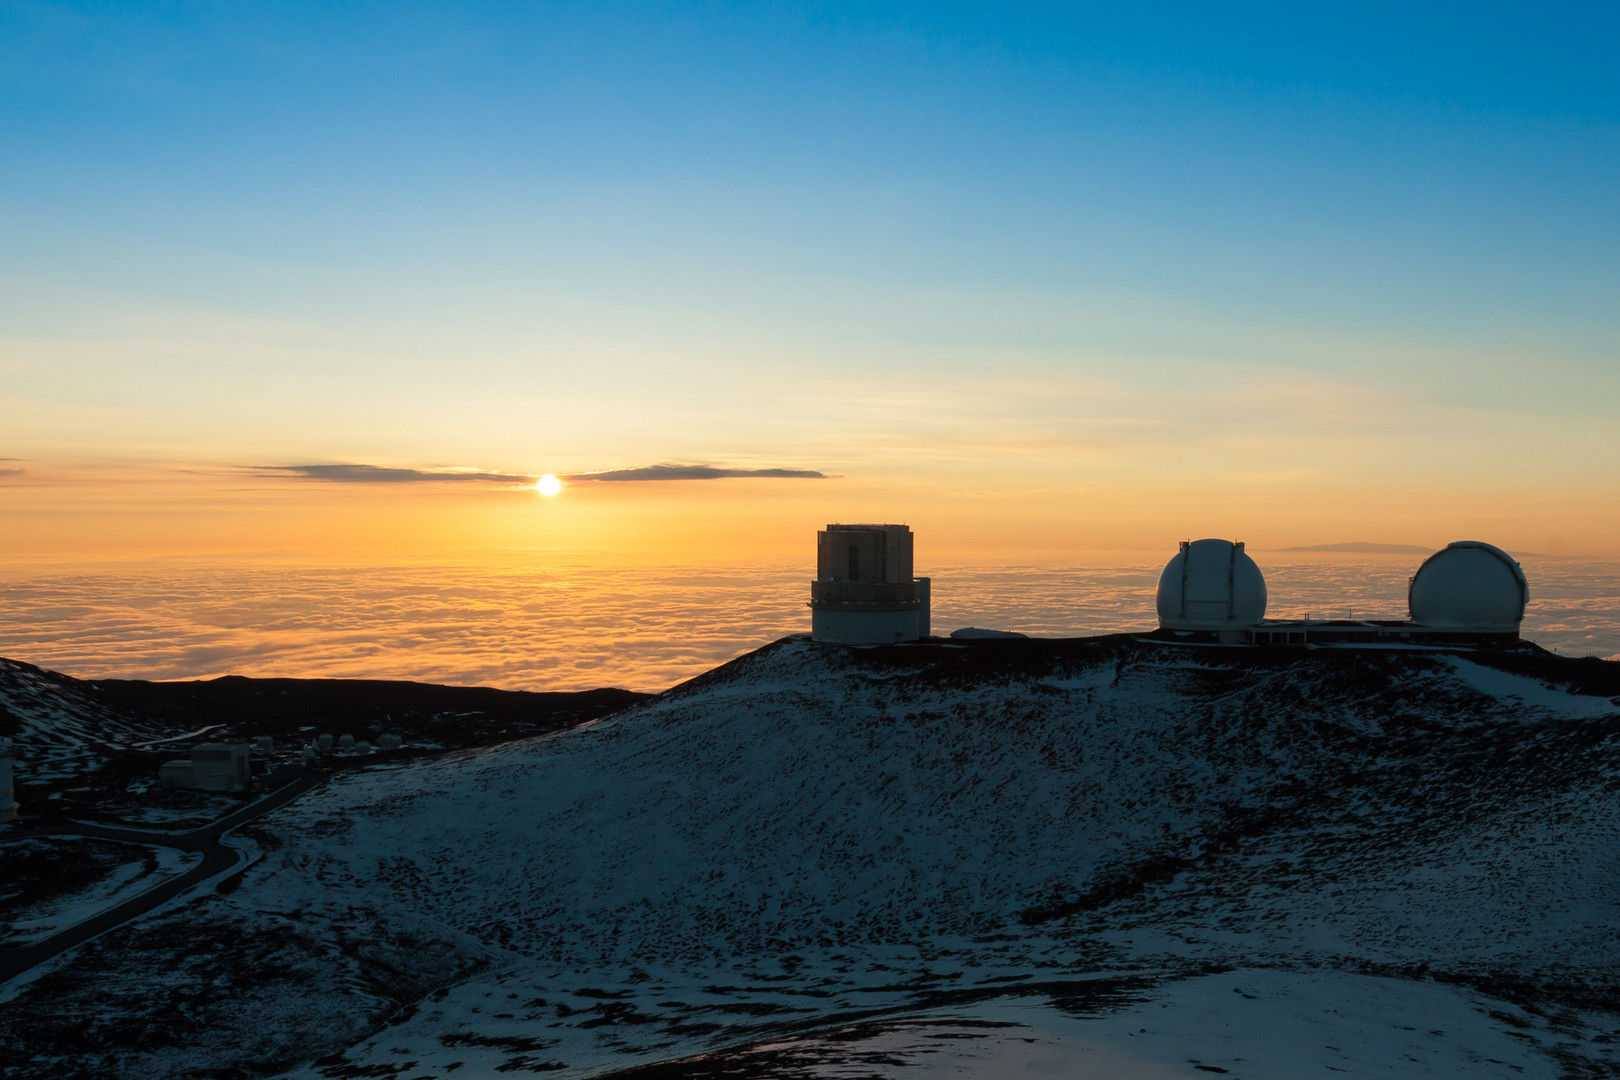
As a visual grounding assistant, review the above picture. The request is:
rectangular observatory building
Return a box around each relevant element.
[809,524,931,644]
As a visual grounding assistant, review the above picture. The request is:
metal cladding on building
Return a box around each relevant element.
[810,523,931,644]
[1156,539,1268,634]
[1409,541,1529,632]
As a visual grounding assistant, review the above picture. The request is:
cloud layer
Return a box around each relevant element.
[260,463,830,485]
[264,465,534,484]
[564,465,829,482]
[0,556,1611,693]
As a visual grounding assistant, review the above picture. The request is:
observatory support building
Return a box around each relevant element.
[160,742,252,792]
[809,524,931,644]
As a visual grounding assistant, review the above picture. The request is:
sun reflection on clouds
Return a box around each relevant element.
[0,556,1613,692]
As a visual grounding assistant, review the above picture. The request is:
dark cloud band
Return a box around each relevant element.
[563,464,828,482]
[263,465,534,484]
[261,462,830,485]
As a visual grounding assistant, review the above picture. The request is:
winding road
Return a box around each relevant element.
[0,767,321,985]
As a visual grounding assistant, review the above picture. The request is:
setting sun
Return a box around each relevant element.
[537,474,561,497]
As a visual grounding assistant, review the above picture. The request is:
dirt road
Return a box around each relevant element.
[0,768,321,985]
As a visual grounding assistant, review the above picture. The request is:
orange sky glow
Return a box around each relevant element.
[2,452,1613,569]
[3,2,1617,690]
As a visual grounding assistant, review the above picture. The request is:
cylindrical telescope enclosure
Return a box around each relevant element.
[1156,539,1268,631]
[1408,541,1527,631]
[810,523,927,644]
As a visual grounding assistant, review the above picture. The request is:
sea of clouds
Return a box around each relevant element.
[0,555,1613,692]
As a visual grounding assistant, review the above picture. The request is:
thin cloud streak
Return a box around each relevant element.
[261,464,535,484]
[563,464,829,482]
[255,463,831,485]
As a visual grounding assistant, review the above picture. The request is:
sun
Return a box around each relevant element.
[536,474,561,497]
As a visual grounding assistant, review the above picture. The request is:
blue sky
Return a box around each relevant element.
[6,3,1613,350]
[2,1,1617,555]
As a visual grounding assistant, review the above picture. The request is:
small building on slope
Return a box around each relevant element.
[160,742,252,792]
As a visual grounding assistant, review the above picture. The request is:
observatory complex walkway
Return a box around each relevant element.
[0,767,321,986]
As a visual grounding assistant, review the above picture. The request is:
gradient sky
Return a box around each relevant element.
[3,1,1618,562]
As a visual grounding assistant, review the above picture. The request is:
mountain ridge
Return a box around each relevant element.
[1276,541,1435,554]
[2,637,1618,1078]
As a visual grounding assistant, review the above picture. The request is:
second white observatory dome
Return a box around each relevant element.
[1157,539,1268,631]
[1408,541,1527,632]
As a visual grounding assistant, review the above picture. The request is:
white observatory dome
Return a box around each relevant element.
[1408,541,1527,631]
[1156,539,1268,631]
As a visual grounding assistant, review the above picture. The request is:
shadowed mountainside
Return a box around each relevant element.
[90,674,649,750]
[0,658,649,822]
[2,636,1618,1079]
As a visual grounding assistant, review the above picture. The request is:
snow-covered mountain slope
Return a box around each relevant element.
[0,658,175,784]
[5,637,1619,1079]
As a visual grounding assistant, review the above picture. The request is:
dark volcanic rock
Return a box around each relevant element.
[89,674,649,749]
[3,637,1618,1078]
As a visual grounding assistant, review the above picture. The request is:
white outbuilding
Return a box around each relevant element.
[809,524,931,644]
[1156,539,1268,636]
[1408,541,1527,633]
